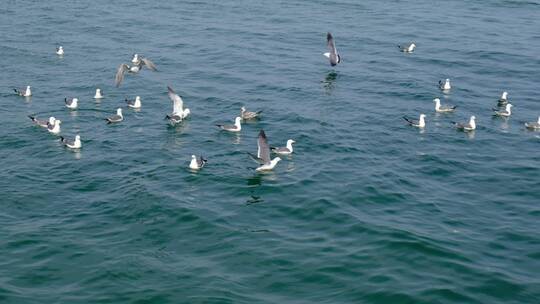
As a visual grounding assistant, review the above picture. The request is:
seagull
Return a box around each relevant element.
[439,79,451,91]
[125,96,141,109]
[14,86,32,97]
[94,88,103,99]
[131,53,140,64]
[165,86,190,124]
[324,32,341,66]
[189,155,207,170]
[493,103,513,117]
[29,115,55,128]
[525,116,540,130]
[216,117,242,132]
[249,130,282,171]
[434,98,457,113]
[56,46,64,55]
[398,42,416,53]
[498,91,509,105]
[115,57,157,87]
[60,135,81,149]
[453,115,476,131]
[403,114,426,128]
[105,108,123,124]
[48,119,62,134]
[65,98,78,109]
[240,106,262,120]
[271,139,295,155]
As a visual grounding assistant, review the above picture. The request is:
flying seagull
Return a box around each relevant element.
[403,114,426,128]
[165,86,190,124]
[249,130,282,171]
[240,106,262,120]
[216,117,242,132]
[493,104,513,117]
[125,96,141,109]
[29,115,55,128]
[398,42,416,53]
[105,108,123,124]
[439,79,451,91]
[324,32,341,66]
[60,135,81,149]
[65,97,78,110]
[14,86,32,97]
[434,98,457,113]
[271,139,295,155]
[115,57,157,87]
[525,116,540,130]
[189,155,207,170]
[453,115,476,131]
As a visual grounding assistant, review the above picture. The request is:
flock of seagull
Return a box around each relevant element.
[14,33,540,172]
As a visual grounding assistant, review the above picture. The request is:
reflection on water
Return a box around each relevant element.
[322,71,337,94]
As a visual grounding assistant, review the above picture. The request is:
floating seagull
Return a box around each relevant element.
[125,96,141,109]
[115,57,157,87]
[403,114,426,128]
[271,139,295,155]
[60,135,81,149]
[453,115,476,131]
[493,103,512,117]
[434,98,457,113]
[439,79,451,91]
[14,86,32,97]
[241,106,262,120]
[29,115,55,128]
[525,116,540,130]
[56,46,64,55]
[498,91,509,105]
[398,42,416,53]
[216,117,242,132]
[94,88,103,99]
[48,119,62,134]
[324,32,341,66]
[189,155,207,170]
[165,86,190,124]
[249,130,281,171]
[105,108,123,124]
[65,97,78,110]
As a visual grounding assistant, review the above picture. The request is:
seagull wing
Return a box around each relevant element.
[257,130,271,164]
[141,58,157,71]
[115,64,129,87]
[327,32,337,56]
[168,86,183,114]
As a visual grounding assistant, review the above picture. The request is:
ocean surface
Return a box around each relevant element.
[1,0,539,303]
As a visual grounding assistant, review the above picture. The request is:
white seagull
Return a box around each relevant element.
[403,114,426,128]
[29,115,55,128]
[324,32,341,66]
[125,96,141,109]
[398,42,416,53]
[65,97,78,109]
[453,116,476,131]
[249,130,282,171]
[498,91,509,105]
[439,79,451,91]
[60,135,81,149]
[189,155,207,170]
[105,108,123,124]
[271,139,295,155]
[94,88,103,99]
[131,53,140,64]
[434,98,457,113]
[14,86,32,97]
[525,116,540,130]
[115,57,157,87]
[216,117,242,132]
[493,104,513,117]
[48,119,62,134]
[165,86,190,124]
[241,106,262,120]
[56,46,64,55]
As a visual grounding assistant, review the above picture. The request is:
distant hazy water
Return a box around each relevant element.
[1,0,539,303]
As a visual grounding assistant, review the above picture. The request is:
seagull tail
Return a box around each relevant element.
[59,136,65,143]
[452,105,458,110]
[256,110,263,115]
[28,115,36,121]
[13,89,20,95]
[215,124,223,128]
[402,116,413,125]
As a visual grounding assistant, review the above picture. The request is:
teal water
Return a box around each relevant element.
[1,0,540,303]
